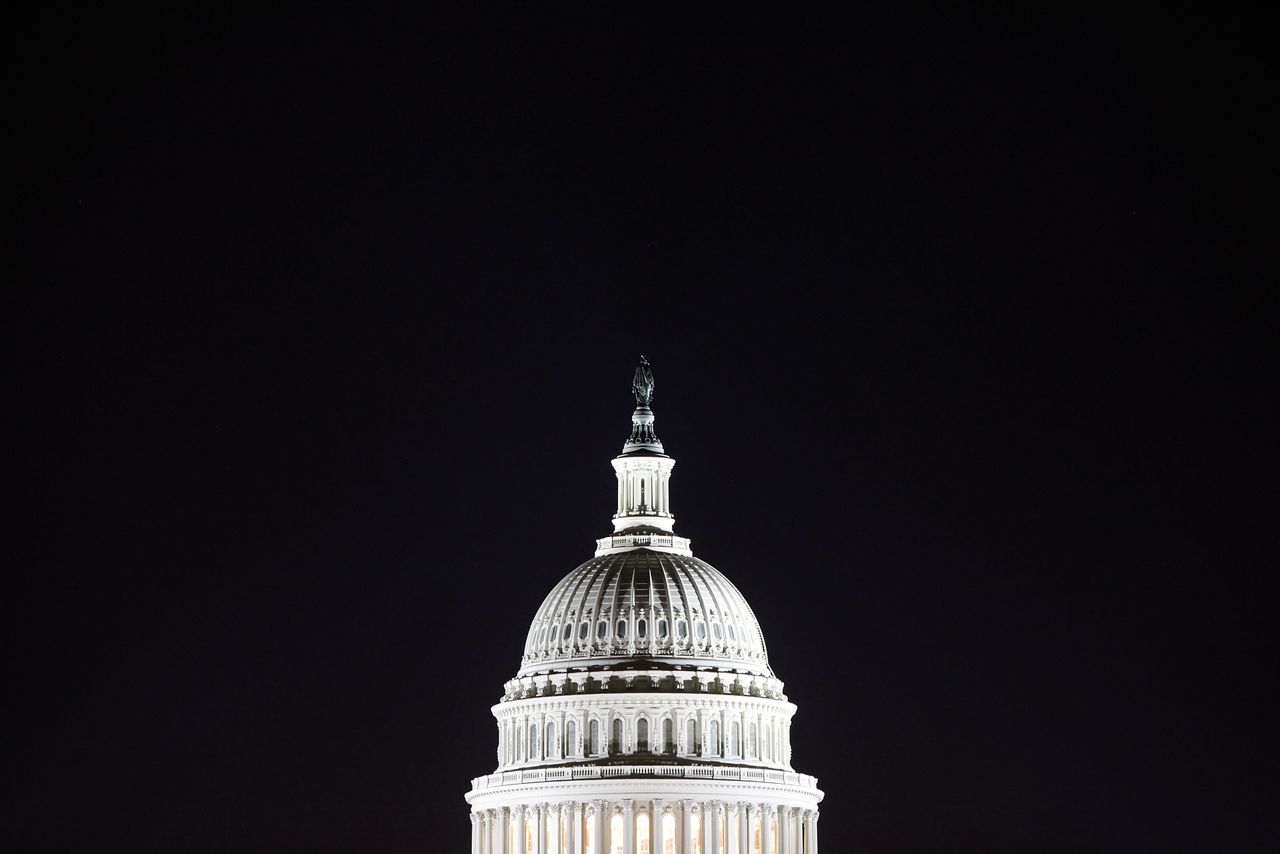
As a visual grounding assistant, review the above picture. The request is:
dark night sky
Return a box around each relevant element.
[9,7,1274,853]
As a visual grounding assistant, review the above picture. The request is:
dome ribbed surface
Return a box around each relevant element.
[518,550,771,677]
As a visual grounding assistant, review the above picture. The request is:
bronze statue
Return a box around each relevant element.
[632,356,655,405]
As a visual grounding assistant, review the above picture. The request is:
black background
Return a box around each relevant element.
[10,6,1274,853]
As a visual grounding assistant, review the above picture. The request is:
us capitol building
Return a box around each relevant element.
[465,359,823,854]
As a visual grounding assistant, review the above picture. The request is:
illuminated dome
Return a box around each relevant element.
[467,357,822,854]
[519,551,771,677]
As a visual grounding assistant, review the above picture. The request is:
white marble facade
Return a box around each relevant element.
[466,361,822,853]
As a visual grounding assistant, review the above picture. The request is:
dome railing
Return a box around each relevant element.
[594,532,692,555]
[471,764,819,793]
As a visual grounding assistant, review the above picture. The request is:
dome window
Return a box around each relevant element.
[537,626,547,645]
[616,619,627,639]
[657,619,668,639]
[727,623,736,642]
[562,623,572,642]
[550,624,559,644]
[695,621,706,641]
[676,619,688,640]
[578,621,589,641]
[637,618,647,639]
[596,620,608,640]
[712,623,723,641]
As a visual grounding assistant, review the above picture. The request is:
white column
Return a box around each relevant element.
[682,800,693,854]
[571,802,583,854]
[623,799,634,854]
[594,801,606,854]
[702,803,713,854]
[496,807,508,854]
[726,803,738,854]
[777,806,788,854]
[537,803,547,854]
[805,810,817,854]
[652,800,664,854]
[738,803,750,854]
[760,804,772,854]
[710,802,722,854]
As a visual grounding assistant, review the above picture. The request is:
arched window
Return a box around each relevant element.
[707,720,719,756]
[749,722,758,759]
[550,624,559,645]
[563,621,573,642]
[637,618,647,639]
[529,723,538,760]
[611,718,623,755]
[727,623,736,643]
[637,718,649,752]
[567,719,577,756]
[546,720,558,758]
[730,721,740,757]
[596,620,608,640]
[616,618,627,639]
[579,621,589,641]
[657,619,668,639]
[663,718,674,755]
[695,621,706,641]
[685,718,697,754]
[538,626,546,645]
[589,719,601,755]
[712,622,723,642]
[676,619,688,640]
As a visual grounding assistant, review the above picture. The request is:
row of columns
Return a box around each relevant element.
[471,800,818,854]
[617,466,670,516]
[502,711,790,767]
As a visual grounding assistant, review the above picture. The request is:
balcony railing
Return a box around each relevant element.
[471,764,818,793]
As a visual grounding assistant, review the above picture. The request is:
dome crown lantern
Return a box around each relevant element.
[600,357,691,556]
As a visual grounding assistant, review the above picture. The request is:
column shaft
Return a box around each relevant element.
[760,804,772,854]
[623,800,634,854]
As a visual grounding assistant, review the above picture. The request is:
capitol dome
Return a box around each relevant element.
[467,357,822,854]
[518,551,771,677]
